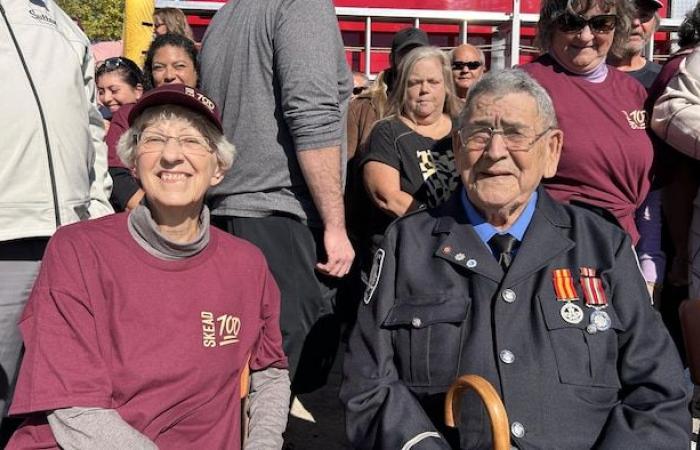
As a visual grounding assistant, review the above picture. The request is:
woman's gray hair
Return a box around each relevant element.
[535,0,634,59]
[116,105,236,171]
[387,46,461,120]
[461,69,558,130]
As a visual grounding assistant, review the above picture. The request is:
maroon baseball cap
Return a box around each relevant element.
[128,84,223,132]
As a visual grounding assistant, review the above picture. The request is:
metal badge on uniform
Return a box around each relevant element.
[579,267,611,331]
[363,249,385,305]
[455,252,466,261]
[560,302,584,324]
[589,309,611,331]
[552,269,583,324]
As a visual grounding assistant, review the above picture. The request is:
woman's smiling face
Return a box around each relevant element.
[550,5,616,74]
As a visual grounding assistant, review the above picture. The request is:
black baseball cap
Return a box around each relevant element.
[391,27,430,59]
[128,84,223,132]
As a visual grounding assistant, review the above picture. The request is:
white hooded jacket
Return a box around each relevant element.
[0,0,112,242]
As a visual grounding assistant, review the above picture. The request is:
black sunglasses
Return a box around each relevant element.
[353,86,367,95]
[96,57,142,77]
[452,60,482,71]
[556,13,618,34]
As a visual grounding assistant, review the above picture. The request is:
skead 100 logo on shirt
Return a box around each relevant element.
[201,311,241,348]
[622,109,647,130]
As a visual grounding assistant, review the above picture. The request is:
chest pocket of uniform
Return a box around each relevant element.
[383,295,468,387]
[538,294,626,389]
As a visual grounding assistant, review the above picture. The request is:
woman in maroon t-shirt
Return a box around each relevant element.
[522,0,659,295]
[8,85,290,450]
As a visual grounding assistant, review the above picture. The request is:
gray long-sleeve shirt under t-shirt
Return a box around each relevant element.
[200,0,352,226]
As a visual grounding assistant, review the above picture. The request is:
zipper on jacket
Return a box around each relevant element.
[0,1,62,228]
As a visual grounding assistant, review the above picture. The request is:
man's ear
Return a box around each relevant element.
[542,128,563,179]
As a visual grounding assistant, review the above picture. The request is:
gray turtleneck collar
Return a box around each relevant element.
[127,203,210,260]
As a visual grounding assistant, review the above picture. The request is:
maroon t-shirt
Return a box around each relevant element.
[522,55,653,243]
[105,104,133,169]
[8,213,287,449]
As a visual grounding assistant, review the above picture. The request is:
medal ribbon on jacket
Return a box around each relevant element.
[579,267,611,331]
[552,269,583,324]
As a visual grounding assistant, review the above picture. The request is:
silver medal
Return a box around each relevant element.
[560,302,584,324]
[590,309,611,331]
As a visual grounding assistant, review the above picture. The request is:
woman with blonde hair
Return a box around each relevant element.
[153,7,194,41]
[356,46,460,264]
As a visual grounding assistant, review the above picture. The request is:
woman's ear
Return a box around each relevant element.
[135,83,144,99]
[210,165,225,186]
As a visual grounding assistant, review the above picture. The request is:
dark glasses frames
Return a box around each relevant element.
[452,60,482,71]
[556,13,618,34]
[96,57,142,78]
[353,86,368,95]
[97,57,128,71]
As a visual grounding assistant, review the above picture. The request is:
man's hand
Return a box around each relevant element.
[297,146,355,277]
[317,226,355,277]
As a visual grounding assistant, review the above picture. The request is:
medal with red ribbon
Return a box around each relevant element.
[552,269,583,324]
[579,267,611,331]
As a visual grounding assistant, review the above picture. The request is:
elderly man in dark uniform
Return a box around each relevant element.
[340,69,690,450]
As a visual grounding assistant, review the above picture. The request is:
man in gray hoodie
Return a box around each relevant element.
[200,0,353,395]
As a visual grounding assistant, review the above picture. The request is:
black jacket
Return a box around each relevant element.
[341,188,690,449]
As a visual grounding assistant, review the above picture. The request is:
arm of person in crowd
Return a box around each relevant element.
[244,258,290,449]
[297,149,355,277]
[81,38,114,218]
[108,167,145,211]
[634,188,665,303]
[276,0,354,277]
[244,367,291,450]
[363,161,421,217]
[48,408,158,450]
[651,46,700,159]
[594,236,690,449]
[339,232,452,450]
[106,107,145,211]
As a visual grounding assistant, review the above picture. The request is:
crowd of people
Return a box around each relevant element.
[2,0,700,448]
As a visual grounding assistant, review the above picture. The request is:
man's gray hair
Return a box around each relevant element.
[460,69,558,129]
[449,44,486,65]
[117,105,236,171]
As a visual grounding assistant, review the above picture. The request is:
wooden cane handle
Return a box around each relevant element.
[444,374,510,450]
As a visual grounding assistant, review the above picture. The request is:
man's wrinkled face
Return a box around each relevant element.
[455,92,562,215]
[625,0,659,55]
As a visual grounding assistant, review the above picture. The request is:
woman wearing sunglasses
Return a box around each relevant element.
[105,33,200,212]
[522,0,659,293]
[96,57,144,127]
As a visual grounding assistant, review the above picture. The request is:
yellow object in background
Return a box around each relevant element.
[122,0,155,67]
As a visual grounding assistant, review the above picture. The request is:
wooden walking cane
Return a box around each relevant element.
[444,375,510,450]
